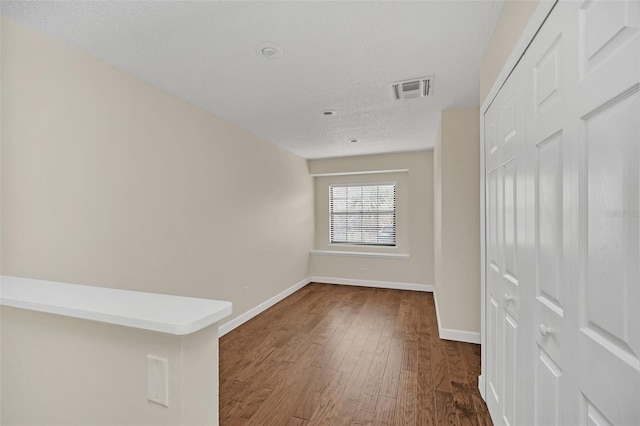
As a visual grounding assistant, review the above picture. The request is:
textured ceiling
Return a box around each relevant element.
[1,1,504,159]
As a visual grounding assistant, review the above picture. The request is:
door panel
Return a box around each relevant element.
[524,2,573,423]
[485,98,503,416]
[488,168,500,271]
[582,395,613,426]
[535,132,563,316]
[534,35,562,116]
[581,0,640,75]
[578,89,640,425]
[575,0,640,424]
[502,314,518,426]
[484,1,640,424]
[487,295,501,405]
[484,55,527,426]
[502,159,518,282]
[534,347,562,426]
[584,90,639,361]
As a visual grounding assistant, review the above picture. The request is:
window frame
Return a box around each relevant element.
[328,182,397,247]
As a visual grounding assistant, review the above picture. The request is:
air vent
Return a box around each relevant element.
[390,76,433,100]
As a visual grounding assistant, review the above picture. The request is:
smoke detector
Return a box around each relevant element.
[390,76,433,100]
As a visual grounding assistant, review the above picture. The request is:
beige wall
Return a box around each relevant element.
[1,1,544,420]
[1,16,313,320]
[309,152,433,285]
[433,123,442,297]
[1,17,313,424]
[434,107,481,334]
[1,307,219,425]
[479,0,540,103]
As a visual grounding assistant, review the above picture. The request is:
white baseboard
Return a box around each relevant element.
[438,328,481,344]
[218,277,311,337]
[433,291,481,344]
[478,375,485,399]
[310,276,434,293]
[219,276,481,346]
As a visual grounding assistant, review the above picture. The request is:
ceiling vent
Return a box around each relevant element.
[390,76,433,100]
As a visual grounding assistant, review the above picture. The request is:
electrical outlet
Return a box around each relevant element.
[147,355,168,407]
[243,285,249,297]
[360,268,366,274]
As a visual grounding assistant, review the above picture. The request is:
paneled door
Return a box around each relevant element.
[484,82,503,420]
[483,0,640,424]
[572,0,640,424]
[522,2,576,425]
[484,55,529,426]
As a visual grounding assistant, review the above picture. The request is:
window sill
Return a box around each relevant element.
[310,250,409,260]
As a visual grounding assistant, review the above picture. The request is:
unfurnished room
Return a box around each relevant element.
[0,0,638,425]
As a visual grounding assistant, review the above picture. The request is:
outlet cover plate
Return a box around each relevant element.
[147,355,169,407]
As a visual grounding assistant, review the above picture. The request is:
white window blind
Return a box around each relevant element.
[329,183,396,246]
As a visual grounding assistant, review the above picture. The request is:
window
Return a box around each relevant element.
[329,183,396,246]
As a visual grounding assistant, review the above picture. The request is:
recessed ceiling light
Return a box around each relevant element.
[262,47,279,58]
[348,138,359,143]
[256,42,283,59]
[322,110,336,116]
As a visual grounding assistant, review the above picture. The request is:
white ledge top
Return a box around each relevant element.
[0,275,232,336]
[310,249,409,260]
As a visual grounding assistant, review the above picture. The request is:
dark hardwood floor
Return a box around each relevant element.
[219,283,492,425]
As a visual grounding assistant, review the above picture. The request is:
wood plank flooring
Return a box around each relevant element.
[219,283,492,425]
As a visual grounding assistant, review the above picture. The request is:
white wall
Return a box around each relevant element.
[434,107,481,339]
[1,16,313,425]
[309,152,434,286]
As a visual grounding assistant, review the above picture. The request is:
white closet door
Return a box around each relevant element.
[484,60,529,426]
[484,1,640,424]
[484,88,503,419]
[571,0,640,424]
[522,2,577,425]
[497,64,528,426]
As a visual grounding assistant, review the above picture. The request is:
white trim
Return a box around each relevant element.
[316,278,480,343]
[479,375,485,399]
[310,276,433,293]
[329,181,397,188]
[218,276,482,345]
[438,328,481,345]
[310,168,408,177]
[480,99,488,401]
[433,289,481,344]
[479,0,557,400]
[310,250,409,260]
[434,289,443,337]
[218,277,311,337]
